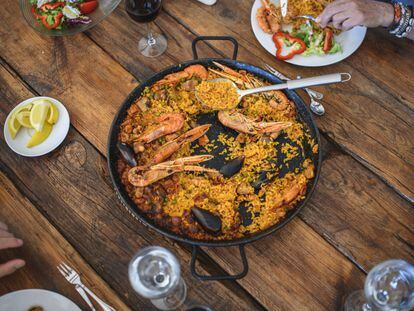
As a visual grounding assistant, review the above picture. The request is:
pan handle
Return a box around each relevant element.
[192,36,238,60]
[190,245,248,281]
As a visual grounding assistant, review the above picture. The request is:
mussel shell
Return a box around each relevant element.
[238,201,253,226]
[219,156,245,178]
[191,206,222,234]
[251,170,274,190]
[117,142,138,167]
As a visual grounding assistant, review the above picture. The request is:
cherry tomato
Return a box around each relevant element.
[79,0,99,14]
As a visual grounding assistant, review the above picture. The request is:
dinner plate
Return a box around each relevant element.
[4,96,70,157]
[250,0,367,67]
[0,289,81,311]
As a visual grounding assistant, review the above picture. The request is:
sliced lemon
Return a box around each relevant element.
[26,122,53,148]
[16,111,33,128]
[46,103,59,124]
[30,100,50,132]
[7,113,21,139]
[14,103,33,115]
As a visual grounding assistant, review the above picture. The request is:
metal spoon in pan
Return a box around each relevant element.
[196,73,351,110]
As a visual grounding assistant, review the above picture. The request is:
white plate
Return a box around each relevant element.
[4,96,70,157]
[250,0,367,67]
[0,289,81,311]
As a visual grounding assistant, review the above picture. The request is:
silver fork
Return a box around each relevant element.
[264,63,326,116]
[57,262,116,311]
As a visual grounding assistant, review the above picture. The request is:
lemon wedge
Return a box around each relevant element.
[15,103,33,115]
[26,122,53,148]
[16,111,33,128]
[30,100,50,132]
[7,113,21,139]
[47,103,59,124]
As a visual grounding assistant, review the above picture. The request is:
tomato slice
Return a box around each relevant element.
[79,0,99,14]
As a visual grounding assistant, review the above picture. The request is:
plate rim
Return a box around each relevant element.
[0,289,81,310]
[250,0,367,67]
[3,96,70,157]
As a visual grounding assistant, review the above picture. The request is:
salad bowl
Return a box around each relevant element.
[20,0,121,36]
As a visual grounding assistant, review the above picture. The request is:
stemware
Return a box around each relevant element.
[125,0,167,57]
[344,259,414,311]
[129,246,214,310]
[129,246,186,310]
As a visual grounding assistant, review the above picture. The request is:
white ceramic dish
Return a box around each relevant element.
[250,0,367,67]
[0,289,81,311]
[4,96,70,157]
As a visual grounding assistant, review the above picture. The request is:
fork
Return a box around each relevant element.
[57,262,116,311]
[293,15,334,27]
[263,63,326,116]
[293,15,318,22]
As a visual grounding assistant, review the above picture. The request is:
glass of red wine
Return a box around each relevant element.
[126,0,167,57]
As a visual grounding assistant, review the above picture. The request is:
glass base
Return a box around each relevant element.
[139,33,167,58]
[344,290,374,311]
[151,278,187,310]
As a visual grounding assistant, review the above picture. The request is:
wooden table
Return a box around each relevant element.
[1,0,413,310]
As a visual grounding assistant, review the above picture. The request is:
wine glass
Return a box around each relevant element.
[344,259,414,311]
[129,246,186,310]
[128,246,213,311]
[125,0,167,57]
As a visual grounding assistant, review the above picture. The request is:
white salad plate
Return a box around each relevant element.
[0,289,81,311]
[4,96,70,157]
[251,0,367,67]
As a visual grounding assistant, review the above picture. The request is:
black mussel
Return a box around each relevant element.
[251,170,273,190]
[191,206,222,234]
[117,142,138,167]
[219,156,245,178]
[238,201,253,226]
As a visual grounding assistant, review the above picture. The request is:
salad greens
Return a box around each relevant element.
[30,0,98,30]
[291,22,342,56]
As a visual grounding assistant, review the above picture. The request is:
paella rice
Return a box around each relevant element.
[195,80,239,110]
[117,63,317,240]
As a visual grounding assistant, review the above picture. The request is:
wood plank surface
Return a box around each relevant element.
[203,138,414,309]
[0,170,130,311]
[301,141,414,269]
[2,36,413,311]
[0,0,137,154]
[0,0,413,310]
[162,0,414,201]
[70,0,414,278]
[0,62,264,310]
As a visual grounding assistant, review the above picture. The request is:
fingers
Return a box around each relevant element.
[0,229,14,238]
[0,237,23,250]
[341,17,361,31]
[0,221,8,231]
[317,1,350,27]
[331,12,350,29]
[0,259,25,278]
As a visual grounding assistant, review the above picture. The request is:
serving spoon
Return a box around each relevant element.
[197,73,351,110]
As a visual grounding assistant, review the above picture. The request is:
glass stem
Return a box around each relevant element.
[146,23,156,46]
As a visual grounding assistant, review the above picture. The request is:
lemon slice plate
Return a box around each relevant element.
[4,97,70,157]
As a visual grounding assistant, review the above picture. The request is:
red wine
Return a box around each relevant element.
[126,0,162,23]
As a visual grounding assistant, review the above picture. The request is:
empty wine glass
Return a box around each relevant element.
[125,0,167,57]
[344,259,414,311]
[129,246,186,310]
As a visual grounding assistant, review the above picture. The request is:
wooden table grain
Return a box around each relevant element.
[0,0,413,310]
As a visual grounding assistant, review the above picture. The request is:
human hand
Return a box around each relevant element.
[0,221,25,278]
[317,0,394,31]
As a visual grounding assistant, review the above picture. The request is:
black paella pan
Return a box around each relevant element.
[107,36,322,281]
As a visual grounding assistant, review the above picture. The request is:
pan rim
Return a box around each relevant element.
[107,58,322,247]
